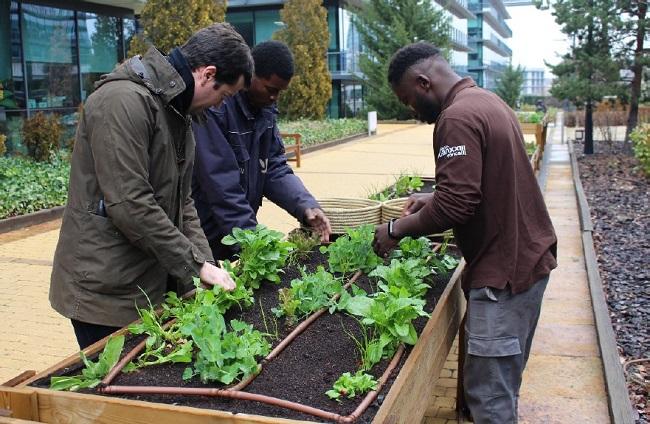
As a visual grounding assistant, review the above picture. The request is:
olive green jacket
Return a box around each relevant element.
[50,48,213,327]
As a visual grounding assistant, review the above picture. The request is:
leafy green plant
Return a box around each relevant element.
[50,335,125,391]
[341,317,393,372]
[125,289,196,371]
[222,225,295,289]
[390,237,433,262]
[338,285,429,360]
[287,229,321,265]
[320,224,381,275]
[183,314,270,385]
[22,112,63,162]
[0,153,70,219]
[326,370,378,402]
[630,123,650,177]
[272,266,343,324]
[0,134,6,157]
[369,174,426,201]
[369,258,432,298]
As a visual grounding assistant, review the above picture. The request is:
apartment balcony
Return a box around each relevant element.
[448,27,473,52]
[434,0,475,20]
[485,35,512,56]
[469,3,512,38]
[327,51,363,80]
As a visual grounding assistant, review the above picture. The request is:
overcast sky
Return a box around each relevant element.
[506,5,569,76]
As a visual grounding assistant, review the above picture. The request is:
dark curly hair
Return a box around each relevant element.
[252,40,294,81]
[388,42,441,86]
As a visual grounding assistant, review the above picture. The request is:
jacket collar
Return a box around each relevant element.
[95,47,186,105]
[234,91,277,122]
[440,77,476,112]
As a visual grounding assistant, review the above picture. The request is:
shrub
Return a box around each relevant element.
[0,134,6,157]
[22,112,63,162]
[278,119,367,146]
[630,124,650,177]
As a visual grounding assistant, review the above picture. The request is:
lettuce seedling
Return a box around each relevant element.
[222,225,295,289]
[272,266,343,323]
[326,370,378,401]
[320,224,381,275]
[50,335,125,391]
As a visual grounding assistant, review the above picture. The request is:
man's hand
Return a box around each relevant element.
[199,262,236,291]
[304,208,331,243]
[402,193,433,217]
[373,223,399,259]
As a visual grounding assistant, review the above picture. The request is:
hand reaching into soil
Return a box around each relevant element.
[304,208,332,243]
[402,193,433,216]
[199,262,236,291]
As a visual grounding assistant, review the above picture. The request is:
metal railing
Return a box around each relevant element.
[327,50,361,75]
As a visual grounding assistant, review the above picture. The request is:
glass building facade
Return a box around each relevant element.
[0,0,135,154]
[226,0,364,119]
[467,0,512,90]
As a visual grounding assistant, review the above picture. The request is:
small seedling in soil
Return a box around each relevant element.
[326,370,378,402]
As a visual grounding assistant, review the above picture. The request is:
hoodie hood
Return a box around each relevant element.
[95,47,186,106]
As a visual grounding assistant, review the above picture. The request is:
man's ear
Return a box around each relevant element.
[416,74,431,91]
[201,65,217,86]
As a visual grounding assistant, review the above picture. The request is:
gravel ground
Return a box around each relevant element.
[577,140,649,422]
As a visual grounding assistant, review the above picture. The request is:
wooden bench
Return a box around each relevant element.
[280,133,301,168]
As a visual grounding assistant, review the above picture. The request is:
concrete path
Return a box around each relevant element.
[424,114,611,423]
[0,120,612,424]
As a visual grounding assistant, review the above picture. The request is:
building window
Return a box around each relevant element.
[21,4,79,110]
[78,12,120,101]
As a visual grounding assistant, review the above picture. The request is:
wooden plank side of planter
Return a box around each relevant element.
[0,387,39,421]
[373,260,465,424]
[29,388,311,424]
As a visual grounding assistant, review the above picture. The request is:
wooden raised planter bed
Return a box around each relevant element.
[1,257,465,424]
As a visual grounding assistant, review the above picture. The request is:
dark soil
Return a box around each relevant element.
[31,247,457,422]
[576,140,649,422]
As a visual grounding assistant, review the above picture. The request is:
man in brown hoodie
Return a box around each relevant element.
[373,42,557,423]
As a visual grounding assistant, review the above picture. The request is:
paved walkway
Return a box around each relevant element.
[0,121,612,423]
[424,114,611,423]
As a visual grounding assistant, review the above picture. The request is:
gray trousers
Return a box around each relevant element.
[463,276,549,424]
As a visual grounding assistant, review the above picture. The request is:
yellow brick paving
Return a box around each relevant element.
[0,122,611,423]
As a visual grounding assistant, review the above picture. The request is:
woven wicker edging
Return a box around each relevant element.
[318,198,382,234]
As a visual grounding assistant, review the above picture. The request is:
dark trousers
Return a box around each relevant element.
[463,276,549,424]
[71,319,121,350]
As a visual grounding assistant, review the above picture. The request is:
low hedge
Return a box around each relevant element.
[0,153,70,219]
[278,118,367,146]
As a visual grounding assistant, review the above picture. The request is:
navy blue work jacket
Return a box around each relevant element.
[191,92,319,260]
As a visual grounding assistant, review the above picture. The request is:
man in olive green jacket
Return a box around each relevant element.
[50,23,253,349]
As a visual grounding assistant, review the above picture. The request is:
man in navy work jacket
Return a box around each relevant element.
[192,40,331,261]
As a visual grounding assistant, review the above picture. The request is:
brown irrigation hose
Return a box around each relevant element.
[100,343,406,423]
[101,318,178,386]
[229,270,363,391]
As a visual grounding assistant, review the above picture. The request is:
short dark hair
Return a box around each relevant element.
[388,42,441,86]
[252,41,294,81]
[180,23,253,87]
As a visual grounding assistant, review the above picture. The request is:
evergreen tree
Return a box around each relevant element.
[128,0,227,56]
[495,63,524,109]
[543,0,622,154]
[354,0,450,120]
[274,0,331,120]
[618,0,647,152]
